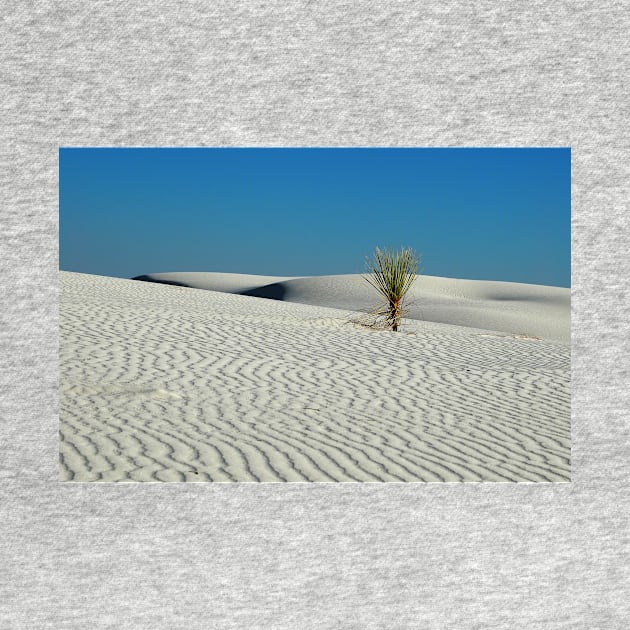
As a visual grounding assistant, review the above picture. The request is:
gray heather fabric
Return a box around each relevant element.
[1,2,629,628]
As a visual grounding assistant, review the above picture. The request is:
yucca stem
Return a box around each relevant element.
[391,299,400,331]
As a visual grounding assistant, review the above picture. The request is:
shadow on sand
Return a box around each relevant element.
[132,276,287,301]
[238,283,286,301]
[132,275,191,288]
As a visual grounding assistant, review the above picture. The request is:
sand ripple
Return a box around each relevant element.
[60,272,570,482]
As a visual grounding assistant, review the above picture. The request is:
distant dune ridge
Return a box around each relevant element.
[60,271,570,482]
[134,271,570,343]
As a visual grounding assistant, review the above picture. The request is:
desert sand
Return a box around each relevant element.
[60,271,570,482]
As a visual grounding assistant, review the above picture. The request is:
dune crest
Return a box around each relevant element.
[135,271,570,343]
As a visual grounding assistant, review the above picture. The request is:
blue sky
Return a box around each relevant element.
[59,147,571,286]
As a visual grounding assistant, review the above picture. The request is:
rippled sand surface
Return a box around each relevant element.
[60,272,570,482]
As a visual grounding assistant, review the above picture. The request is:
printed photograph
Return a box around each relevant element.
[59,147,571,482]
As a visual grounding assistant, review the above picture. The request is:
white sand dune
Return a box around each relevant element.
[60,271,571,482]
[136,271,570,344]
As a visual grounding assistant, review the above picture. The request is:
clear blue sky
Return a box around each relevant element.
[59,147,571,286]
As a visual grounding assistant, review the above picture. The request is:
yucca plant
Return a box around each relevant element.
[363,246,420,332]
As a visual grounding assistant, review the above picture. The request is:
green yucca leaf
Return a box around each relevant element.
[363,246,420,331]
